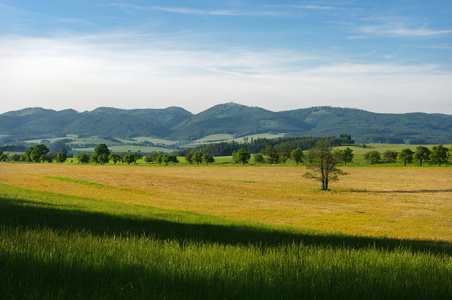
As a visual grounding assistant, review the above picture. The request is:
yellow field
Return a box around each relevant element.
[1,163,451,241]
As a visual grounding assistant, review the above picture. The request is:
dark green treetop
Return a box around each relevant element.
[336,147,353,166]
[430,145,448,166]
[397,148,414,166]
[235,149,251,165]
[413,146,430,166]
[94,144,110,157]
[304,139,347,190]
[290,148,304,165]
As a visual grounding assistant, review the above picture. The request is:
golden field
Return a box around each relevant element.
[1,163,451,241]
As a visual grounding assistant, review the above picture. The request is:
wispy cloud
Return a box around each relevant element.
[296,5,340,10]
[109,3,279,17]
[361,26,452,37]
[0,3,97,29]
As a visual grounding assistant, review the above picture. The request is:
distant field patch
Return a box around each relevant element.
[132,137,179,145]
[107,145,169,153]
[235,132,286,142]
[25,134,78,144]
[189,133,287,145]
[191,134,235,144]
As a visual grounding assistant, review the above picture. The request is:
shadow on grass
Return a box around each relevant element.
[1,195,451,256]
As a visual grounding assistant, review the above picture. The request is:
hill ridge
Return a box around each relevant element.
[1,103,451,144]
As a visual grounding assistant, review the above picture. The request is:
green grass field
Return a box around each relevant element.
[1,180,451,299]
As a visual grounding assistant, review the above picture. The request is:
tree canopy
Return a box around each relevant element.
[397,148,414,166]
[235,149,251,165]
[365,151,381,165]
[413,146,430,166]
[290,148,304,165]
[430,145,448,166]
[192,151,204,166]
[202,153,215,165]
[24,144,49,163]
[304,139,348,190]
[336,147,353,166]
[123,153,136,165]
[94,144,110,157]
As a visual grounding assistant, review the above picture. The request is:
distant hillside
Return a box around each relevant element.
[0,107,193,140]
[1,103,451,144]
[168,103,312,140]
[279,107,452,144]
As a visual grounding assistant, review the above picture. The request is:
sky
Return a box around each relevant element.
[1,0,451,115]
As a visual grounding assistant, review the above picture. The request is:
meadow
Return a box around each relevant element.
[0,163,451,299]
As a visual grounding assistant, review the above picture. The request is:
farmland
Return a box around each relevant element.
[1,163,451,298]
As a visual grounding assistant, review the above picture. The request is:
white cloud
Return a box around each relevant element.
[109,3,279,17]
[1,35,451,114]
[297,5,339,10]
[361,26,452,37]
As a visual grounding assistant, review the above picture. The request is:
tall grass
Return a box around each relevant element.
[1,183,451,299]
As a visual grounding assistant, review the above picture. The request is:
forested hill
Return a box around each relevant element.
[1,103,451,144]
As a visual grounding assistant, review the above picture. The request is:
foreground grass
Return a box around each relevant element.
[1,183,451,299]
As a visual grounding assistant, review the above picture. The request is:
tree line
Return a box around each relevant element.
[1,141,450,169]
[363,145,451,166]
[175,135,354,157]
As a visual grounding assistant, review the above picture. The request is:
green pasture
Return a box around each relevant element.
[72,146,169,155]
[189,133,286,145]
[132,137,179,145]
[235,132,286,142]
[25,134,79,144]
[1,183,451,299]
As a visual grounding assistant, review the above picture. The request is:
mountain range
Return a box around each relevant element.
[1,103,451,144]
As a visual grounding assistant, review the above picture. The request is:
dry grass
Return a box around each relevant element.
[1,163,451,241]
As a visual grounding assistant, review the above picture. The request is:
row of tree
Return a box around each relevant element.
[364,145,452,166]
[0,144,69,163]
[2,143,451,169]
[227,145,354,166]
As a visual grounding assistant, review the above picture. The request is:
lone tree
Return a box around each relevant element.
[336,147,353,166]
[304,139,348,190]
[24,144,49,162]
[77,153,89,164]
[413,146,430,166]
[55,152,67,163]
[192,151,204,166]
[123,153,136,165]
[397,148,414,166]
[291,148,304,165]
[235,149,251,165]
[185,153,194,164]
[365,151,381,165]
[202,153,215,165]
[430,145,449,166]
[382,150,398,163]
[168,154,179,164]
[278,146,291,164]
[162,154,170,165]
[94,144,110,157]
[262,145,279,164]
[98,153,110,164]
[253,153,265,164]
[109,153,121,164]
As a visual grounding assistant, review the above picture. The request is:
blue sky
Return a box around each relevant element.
[1,0,451,114]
